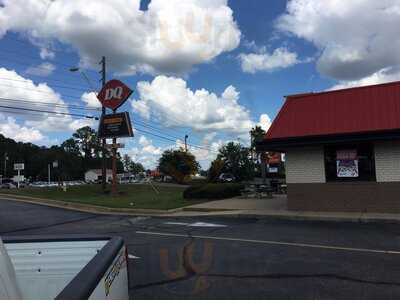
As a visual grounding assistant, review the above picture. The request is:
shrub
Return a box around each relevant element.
[183,183,245,200]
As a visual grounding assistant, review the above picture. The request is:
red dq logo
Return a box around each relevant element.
[97,79,133,111]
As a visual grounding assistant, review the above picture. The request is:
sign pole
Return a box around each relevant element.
[112,109,117,195]
[17,169,20,189]
[100,56,107,193]
[96,77,134,196]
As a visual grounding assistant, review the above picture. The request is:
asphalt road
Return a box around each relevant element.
[1,197,400,300]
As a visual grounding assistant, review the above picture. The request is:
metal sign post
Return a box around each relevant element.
[97,79,133,196]
[14,163,24,189]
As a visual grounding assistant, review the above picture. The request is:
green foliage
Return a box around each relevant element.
[123,154,145,174]
[209,142,255,182]
[158,149,200,184]
[250,125,266,152]
[207,158,225,182]
[183,183,245,200]
[0,125,125,181]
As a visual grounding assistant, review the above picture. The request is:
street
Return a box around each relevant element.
[1,197,400,300]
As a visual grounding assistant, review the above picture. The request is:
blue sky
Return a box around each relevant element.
[0,0,399,168]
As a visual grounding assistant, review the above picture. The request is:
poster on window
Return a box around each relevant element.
[336,159,359,177]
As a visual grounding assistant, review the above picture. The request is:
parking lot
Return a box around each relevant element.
[1,196,400,300]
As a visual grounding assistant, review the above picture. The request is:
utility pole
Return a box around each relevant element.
[99,56,107,192]
[4,152,7,178]
[48,163,51,185]
[184,135,188,152]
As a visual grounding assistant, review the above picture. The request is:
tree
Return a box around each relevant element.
[72,126,101,159]
[250,126,266,155]
[158,149,200,184]
[130,162,145,175]
[61,138,80,156]
[211,142,255,182]
[207,158,225,182]
[122,154,132,172]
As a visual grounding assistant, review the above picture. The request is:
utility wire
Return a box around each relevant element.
[0,97,100,111]
[0,104,98,120]
[134,127,218,154]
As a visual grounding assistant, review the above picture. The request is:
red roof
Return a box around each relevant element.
[265,81,400,140]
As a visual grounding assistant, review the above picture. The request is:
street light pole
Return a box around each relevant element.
[99,56,107,192]
[4,152,7,178]
[184,135,188,152]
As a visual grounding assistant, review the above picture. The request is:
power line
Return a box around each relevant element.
[134,127,218,154]
[0,109,97,121]
[0,97,100,111]
[0,76,91,92]
[0,82,86,100]
[132,112,204,144]
[0,104,98,120]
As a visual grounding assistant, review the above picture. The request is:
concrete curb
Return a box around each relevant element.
[0,194,182,216]
[0,193,399,224]
[209,212,400,224]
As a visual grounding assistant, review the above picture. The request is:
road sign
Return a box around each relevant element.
[53,161,58,168]
[14,163,24,171]
[97,79,133,110]
[98,112,134,139]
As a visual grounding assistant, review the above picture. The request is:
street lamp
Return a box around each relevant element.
[69,58,107,192]
[69,67,97,93]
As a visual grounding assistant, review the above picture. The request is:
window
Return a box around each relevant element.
[324,143,376,182]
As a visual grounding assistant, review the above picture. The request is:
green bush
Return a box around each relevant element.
[183,183,244,200]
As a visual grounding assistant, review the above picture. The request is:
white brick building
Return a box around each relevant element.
[257,81,400,213]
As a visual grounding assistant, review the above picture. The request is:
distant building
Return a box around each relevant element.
[257,81,400,213]
[84,169,112,183]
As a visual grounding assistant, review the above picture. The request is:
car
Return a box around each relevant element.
[1,182,16,189]
[218,173,235,183]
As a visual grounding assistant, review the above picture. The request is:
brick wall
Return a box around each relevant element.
[288,182,400,213]
[375,140,400,182]
[285,146,326,183]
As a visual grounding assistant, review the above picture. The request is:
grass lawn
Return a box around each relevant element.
[0,184,201,210]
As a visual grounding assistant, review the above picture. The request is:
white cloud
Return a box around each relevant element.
[126,135,166,169]
[0,68,95,135]
[0,115,44,143]
[132,75,254,134]
[0,0,241,75]
[81,92,101,108]
[39,48,55,60]
[238,47,299,73]
[329,67,400,90]
[258,114,271,131]
[25,62,56,77]
[277,0,400,81]
[125,134,221,170]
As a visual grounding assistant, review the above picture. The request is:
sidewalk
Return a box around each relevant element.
[175,195,400,224]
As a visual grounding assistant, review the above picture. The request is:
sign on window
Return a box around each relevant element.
[336,150,358,177]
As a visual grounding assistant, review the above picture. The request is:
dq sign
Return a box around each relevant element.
[97,79,133,111]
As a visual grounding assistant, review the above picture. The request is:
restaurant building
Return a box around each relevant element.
[257,81,400,213]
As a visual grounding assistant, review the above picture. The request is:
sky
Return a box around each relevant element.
[0,0,399,169]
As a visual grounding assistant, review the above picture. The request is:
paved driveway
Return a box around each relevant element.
[1,197,400,300]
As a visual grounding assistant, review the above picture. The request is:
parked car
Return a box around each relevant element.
[1,183,16,189]
[218,173,235,183]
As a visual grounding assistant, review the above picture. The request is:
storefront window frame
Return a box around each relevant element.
[324,143,376,182]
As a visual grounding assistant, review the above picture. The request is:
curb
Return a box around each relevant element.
[1,194,399,224]
[0,194,182,216]
[211,212,400,224]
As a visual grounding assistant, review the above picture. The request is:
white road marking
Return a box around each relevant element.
[128,254,141,259]
[164,221,227,227]
[164,222,191,226]
[135,231,400,255]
